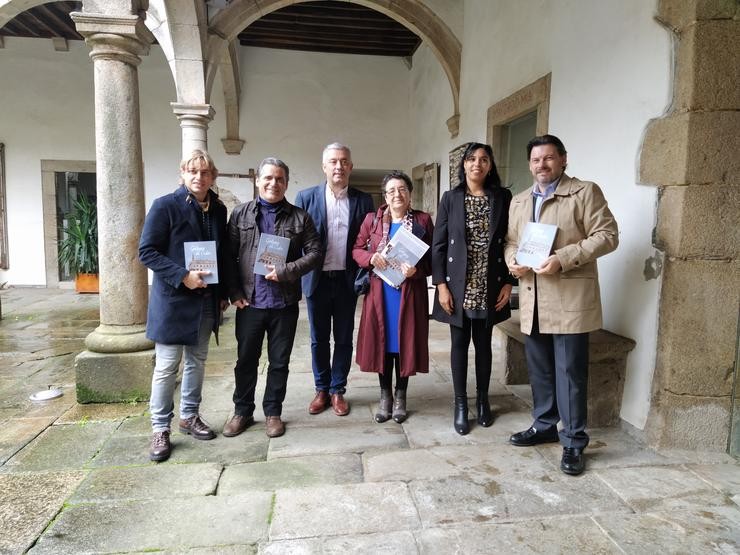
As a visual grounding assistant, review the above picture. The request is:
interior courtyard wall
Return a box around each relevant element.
[234,45,411,201]
[410,0,672,430]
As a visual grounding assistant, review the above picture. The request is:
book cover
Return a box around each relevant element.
[373,227,430,288]
[516,222,558,268]
[183,240,218,284]
[254,233,290,275]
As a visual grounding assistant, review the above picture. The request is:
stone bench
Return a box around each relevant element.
[493,312,636,427]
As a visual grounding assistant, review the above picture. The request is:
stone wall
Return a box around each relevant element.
[640,0,740,450]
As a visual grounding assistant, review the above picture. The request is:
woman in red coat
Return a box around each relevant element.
[352,171,434,423]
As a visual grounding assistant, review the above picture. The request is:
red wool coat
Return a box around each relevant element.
[352,207,434,377]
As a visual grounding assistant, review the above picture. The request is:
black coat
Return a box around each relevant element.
[431,184,515,328]
[138,185,228,345]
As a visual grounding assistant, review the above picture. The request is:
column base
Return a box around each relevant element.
[84,324,154,353]
[75,349,154,404]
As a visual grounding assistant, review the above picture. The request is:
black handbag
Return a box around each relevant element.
[354,267,370,295]
[354,213,378,296]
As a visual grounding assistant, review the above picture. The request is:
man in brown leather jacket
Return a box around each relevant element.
[222,157,322,438]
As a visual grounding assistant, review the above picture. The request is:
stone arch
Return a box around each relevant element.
[205,0,462,136]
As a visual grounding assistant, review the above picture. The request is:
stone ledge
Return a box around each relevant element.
[493,312,636,427]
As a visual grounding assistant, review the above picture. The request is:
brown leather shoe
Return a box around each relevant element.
[149,431,171,462]
[265,416,285,438]
[308,391,331,414]
[178,415,216,440]
[222,414,254,437]
[331,393,350,416]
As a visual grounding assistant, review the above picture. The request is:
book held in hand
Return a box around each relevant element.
[254,233,290,275]
[184,240,218,284]
[373,227,430,288]
[516,222,558,269]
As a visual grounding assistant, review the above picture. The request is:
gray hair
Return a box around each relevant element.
[258,157,290,182]
[322,142,352,161]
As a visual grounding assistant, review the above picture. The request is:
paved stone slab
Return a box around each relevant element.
[128,546,256,554]
[595,465,733,512]
[89,431,269,467]
[415,518,620,554]
[0,470,86,554]
[267,422,408,459]
[0,416,56,465]
[409,472,631,527]
[262,530,418,554]
[364,443,551,483]
[71,463,222,503]
[400,395,531,449]
[2,421,118,472]
[56,401,148,423]
[689,463,740,496]
[270,482,420,540]
[595,506,740,554]
[29,493,272,554]
[219,453,361,494]
[534,428,675,471]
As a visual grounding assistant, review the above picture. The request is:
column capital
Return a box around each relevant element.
[171,103,216,122]
[71,12,154,66]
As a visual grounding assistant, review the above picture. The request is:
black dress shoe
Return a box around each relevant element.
[509,426,559,446]
[560,447,585,475]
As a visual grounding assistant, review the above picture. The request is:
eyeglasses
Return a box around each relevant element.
[385,187,409,197]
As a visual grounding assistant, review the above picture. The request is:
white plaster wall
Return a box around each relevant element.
[0,37,184,286]
[232,46,410,200]
[410,0,672,429]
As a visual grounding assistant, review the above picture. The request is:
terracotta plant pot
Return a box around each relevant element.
[75,273,99,294]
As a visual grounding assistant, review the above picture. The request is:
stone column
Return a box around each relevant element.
[171,103,215,156]
[639,0,740,450]
[71,9,156,403]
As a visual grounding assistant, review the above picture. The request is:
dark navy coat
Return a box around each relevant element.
[138,185,228,345]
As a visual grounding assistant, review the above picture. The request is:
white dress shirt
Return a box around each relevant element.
[322,184,350,271]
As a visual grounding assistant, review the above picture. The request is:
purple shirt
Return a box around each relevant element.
[251,198,287,309]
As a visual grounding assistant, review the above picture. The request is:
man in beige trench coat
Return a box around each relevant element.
[504,134,618,476]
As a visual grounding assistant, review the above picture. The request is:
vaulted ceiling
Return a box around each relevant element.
[0,0,422,57]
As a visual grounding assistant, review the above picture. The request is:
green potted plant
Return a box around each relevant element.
[57,194,99,293]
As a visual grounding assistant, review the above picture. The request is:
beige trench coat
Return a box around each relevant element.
[504,174,618,335]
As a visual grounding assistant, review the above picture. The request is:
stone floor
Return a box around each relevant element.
[0,287,739,554]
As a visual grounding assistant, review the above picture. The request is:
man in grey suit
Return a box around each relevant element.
[294,143,374,416]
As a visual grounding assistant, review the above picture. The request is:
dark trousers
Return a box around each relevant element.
[449,315,494,398]
[525,316,590,449]
[305,270,358,394]
[378,353,409,392]
[232,304,299,417]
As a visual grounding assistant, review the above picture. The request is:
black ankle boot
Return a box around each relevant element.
[476,391,494,427]
[454,396,469,435]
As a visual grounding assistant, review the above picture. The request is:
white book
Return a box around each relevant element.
[373,227,429,288]
[516,222,558,268]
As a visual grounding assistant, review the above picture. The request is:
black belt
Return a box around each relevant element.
[322,270,346,279]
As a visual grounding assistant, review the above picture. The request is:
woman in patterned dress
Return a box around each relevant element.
[431,143,515,435]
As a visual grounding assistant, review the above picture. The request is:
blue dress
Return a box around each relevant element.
[383,223,403,354]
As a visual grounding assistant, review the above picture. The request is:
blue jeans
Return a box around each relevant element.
[149,297,215,432]
[305,271,358,394]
